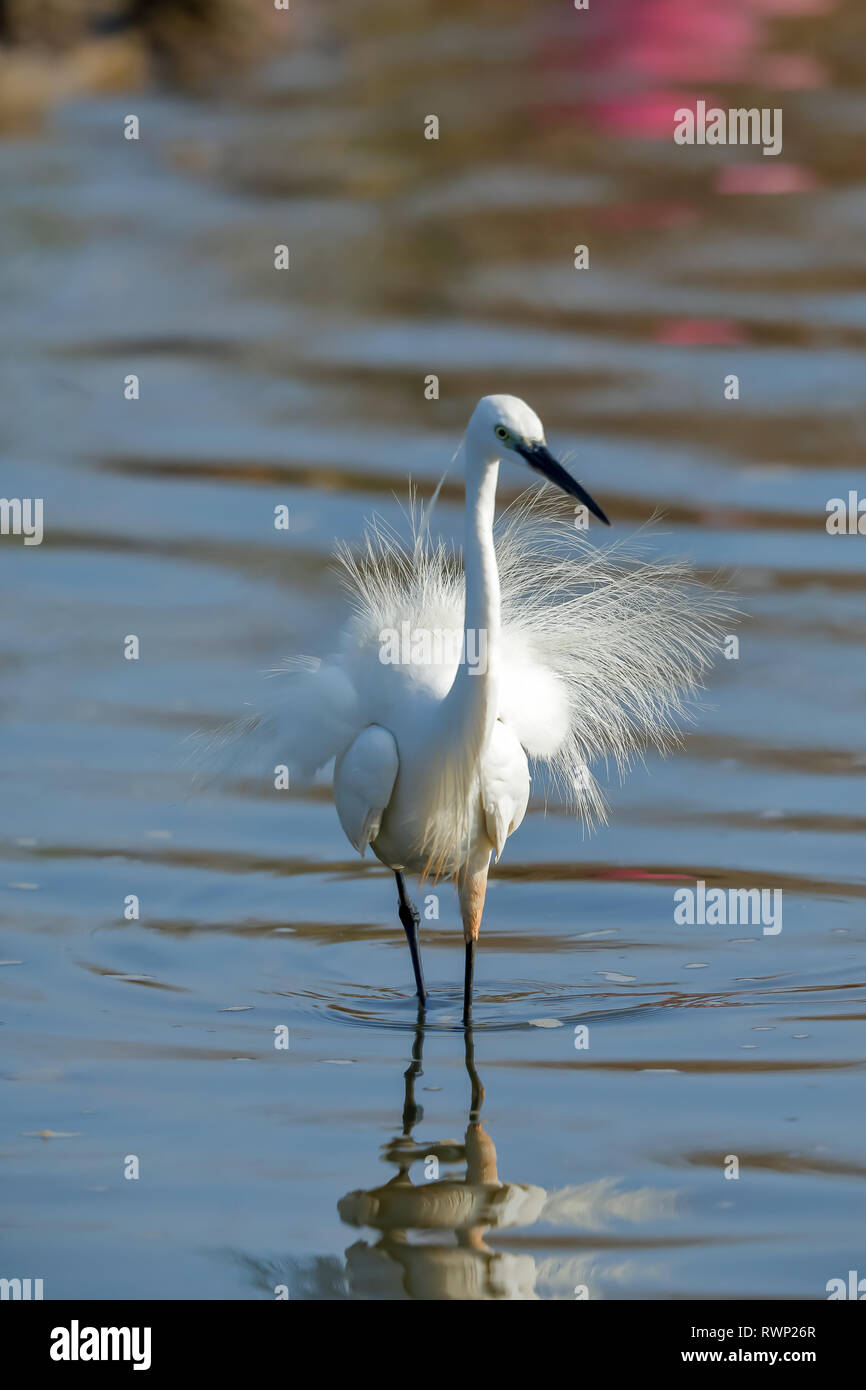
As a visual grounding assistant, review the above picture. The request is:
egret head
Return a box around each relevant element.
[467,394,610,525]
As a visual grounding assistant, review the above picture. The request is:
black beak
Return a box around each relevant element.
[517,443,611,526]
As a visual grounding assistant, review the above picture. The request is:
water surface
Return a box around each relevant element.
[1,0,865,1299]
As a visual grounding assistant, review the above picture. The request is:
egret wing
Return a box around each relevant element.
[334,724,399,857]
[480,720,530,862]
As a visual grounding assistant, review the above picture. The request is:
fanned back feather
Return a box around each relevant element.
[338,489,731,870]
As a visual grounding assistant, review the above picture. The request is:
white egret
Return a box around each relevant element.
[246,395,727,1023]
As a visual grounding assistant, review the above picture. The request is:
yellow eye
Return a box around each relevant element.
[494,425,509,441]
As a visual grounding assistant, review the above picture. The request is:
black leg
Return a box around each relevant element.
[464,1027,484,1120]
[401,1005,426,1133]
[395,872,427,1005]
[463,939,475,1027]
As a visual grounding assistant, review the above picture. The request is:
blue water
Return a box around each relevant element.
[1,0,865,1299]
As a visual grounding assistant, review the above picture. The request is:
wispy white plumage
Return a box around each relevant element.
[329,491,726,870]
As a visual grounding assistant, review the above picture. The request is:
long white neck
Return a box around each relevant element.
[437,445,501,760]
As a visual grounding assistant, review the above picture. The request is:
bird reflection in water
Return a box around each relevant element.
[338,1013,546,1300]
